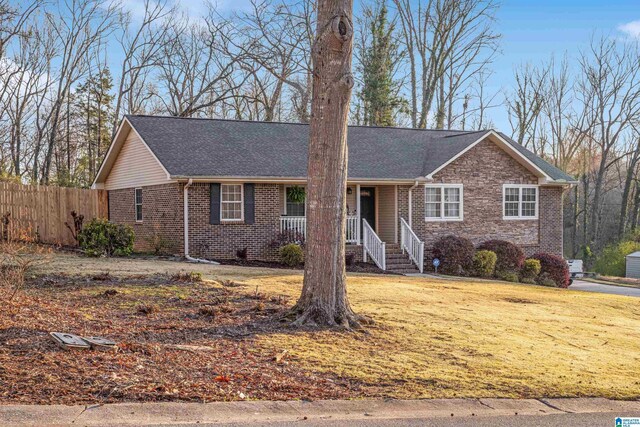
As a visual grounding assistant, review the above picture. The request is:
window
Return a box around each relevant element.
[135,188,143,222]
[285,186,306,216]
[425,185,463,221]
[503,185,538,219]
[221,184,243,221]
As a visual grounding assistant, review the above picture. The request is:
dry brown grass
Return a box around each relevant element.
[31,252,640,401]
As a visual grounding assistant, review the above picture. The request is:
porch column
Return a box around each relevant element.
[356,184,361,245]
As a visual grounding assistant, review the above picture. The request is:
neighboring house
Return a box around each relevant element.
[92,115,576,274]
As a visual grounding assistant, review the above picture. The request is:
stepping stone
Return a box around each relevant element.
[82,336,118,351]
[49,332,90,350]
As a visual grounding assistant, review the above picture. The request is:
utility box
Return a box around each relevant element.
[625,251,640,278]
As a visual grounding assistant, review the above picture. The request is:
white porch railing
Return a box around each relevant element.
[400,217,424,273]
[280,215,359,244]
[362,219,386,270]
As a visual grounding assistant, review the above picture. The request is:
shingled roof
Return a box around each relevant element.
[101,115,576,183]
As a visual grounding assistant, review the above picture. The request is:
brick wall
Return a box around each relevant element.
[187,183,281,261]
[398,139,565,257]
[108,183,184,255]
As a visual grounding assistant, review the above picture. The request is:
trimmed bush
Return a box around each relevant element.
[279,243,304,267]
[78,219,134,257]
[520,258,542,281]
[473,250,497,277]
[477,240,525,273]
[497,270,519,282]
[530,252,570,288]
[431,235,475,275]
[593,240,640,277]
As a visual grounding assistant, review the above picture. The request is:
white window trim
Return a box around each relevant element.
[283,185,306,217]
[135,187,143,223]
[424,184,464,222]
[503,184,539,220]
[220,183,244,222]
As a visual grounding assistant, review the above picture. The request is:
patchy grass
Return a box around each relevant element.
[1,251,639,404]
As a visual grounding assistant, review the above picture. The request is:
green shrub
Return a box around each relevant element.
[279,243,304,267]
[473,250,497,277]
[537,273,557,287]
[78,218,134,257]
[593,240,640,277]
[520,258,541,281]
[497,270,519,282]
[477,240,525,273]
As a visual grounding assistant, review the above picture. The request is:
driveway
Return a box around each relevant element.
[570,279,640,297]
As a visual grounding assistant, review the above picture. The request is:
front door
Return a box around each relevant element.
[360,187,376,232]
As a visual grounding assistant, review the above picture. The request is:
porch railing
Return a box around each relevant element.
[400,217,424,273]
[362,219,385,270]
[280,215,359,244]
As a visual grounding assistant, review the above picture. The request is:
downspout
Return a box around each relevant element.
[183,179,219,264]
[408,180,420,228]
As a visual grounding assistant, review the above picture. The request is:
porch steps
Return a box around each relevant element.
[384,244,419,275]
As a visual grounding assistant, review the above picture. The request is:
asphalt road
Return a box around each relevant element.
[157,412,639,427]
[570,279,640,297]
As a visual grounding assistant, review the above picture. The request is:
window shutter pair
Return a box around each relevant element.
[209,183,255,225]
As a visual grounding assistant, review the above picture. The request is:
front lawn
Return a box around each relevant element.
[1,252,639,404]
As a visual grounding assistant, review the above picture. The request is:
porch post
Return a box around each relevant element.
[356,184,361,245]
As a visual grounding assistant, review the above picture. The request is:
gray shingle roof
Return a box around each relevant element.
[125,115,575,183]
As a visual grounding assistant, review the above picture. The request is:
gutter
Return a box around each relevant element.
[183,179,219,265]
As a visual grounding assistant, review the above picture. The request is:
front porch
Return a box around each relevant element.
[278,184,398,246]
[277,184,423,273]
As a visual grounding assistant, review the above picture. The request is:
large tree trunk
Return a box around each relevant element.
[291,0,364,329]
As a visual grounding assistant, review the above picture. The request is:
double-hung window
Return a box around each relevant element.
[503,185,538,219]
[285,186,305,216]
[221,184,243,221]
[425,184,463,221]
[135,188,143,222]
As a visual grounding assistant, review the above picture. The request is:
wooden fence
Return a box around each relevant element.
[0,182,108,246]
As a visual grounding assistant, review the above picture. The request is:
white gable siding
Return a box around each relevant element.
[105,130,171,190]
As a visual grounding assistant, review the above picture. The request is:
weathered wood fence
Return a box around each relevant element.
[0,182,108,246]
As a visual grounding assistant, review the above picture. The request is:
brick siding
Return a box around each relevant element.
[397,138,565,257]
[187,183,281,261]
[108,183,184,255]
[107,138,565,262]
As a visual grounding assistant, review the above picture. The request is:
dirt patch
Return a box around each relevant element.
[502,297,538,304]
[0,273,362,405]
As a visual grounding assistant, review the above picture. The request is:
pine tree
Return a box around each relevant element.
[358,0,405,127]
[74,68,114,186]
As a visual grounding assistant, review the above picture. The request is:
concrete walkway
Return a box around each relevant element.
[569,279,640,297]
[1,398,639,426]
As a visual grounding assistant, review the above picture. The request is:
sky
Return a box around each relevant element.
[110,0,640,131]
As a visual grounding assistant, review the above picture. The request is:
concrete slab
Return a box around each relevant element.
[1,398,638,427]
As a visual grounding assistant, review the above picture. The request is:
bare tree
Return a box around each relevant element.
[156,8,248,118]
[237,0,315,122]
[392,0,499,128]
[291,0,366,328]
[38,0,118,184]
[112,0,174,137]
[578,36,640,248]
[506,62,548,152]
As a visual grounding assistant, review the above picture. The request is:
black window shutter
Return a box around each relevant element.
[210,183,221,225]
[244,183,255,224]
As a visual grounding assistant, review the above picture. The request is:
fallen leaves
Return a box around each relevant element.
[0,271,357,405]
